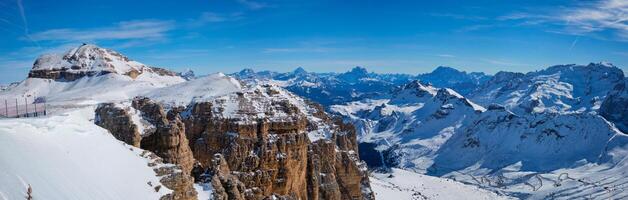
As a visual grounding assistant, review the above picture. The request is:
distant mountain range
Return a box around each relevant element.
[1,44,627,199]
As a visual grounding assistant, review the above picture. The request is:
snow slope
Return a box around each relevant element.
[0,108,172,200]
[331,81,485,169]
[0,73,184,107]
[145,73,241,106]
[370,168,510,200]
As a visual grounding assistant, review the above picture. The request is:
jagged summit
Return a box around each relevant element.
[418,66,490,95]
[348,66,369,75]
[28,44,178,81]
[431,66,463,74]
[292,66,308,74]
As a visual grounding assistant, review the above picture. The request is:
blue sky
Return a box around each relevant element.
[1,0,627,83]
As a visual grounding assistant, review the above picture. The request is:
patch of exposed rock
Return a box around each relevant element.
[139,150,197,200]
[600,79,628,133]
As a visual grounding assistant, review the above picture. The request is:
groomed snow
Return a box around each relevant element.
[0,108,171,200]
[370,168,511,200]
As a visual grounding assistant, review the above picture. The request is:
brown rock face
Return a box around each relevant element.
[183,85,374,200]
[140,150,198,200]
[95,103,142,147]
[95,98,198,200]
[95,85,374,200]
[132,97,196,174]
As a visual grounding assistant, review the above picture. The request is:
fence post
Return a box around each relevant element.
[25,98,28,118]
[34,100,37,117]
[4,100,7,117]
[15,99,18,118]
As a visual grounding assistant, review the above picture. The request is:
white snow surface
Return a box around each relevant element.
[0,73,184,109]
[371,168,511,200]
[0,108,171,200]
[146,73,242,106]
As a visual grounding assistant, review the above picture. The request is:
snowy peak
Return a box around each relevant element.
[470,63,625,114]
[338,66,370,83]
[292,67,308,75]
[177,69,196,80]
[389,80,437,104]
[33,44,142,74]
[28,44,179,81]
[417,66,490,95]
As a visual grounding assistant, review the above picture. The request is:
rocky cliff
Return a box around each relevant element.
[600,79,628,133]
[96,84,374,199]
[96,98,198,200]
[183,84,374,199]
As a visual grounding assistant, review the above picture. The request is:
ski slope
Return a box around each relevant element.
[0,108,172,200]
[370,168,511,200]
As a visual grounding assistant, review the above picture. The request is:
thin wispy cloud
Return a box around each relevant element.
[28,20,175,42]
[481,58,530,67]
[437,54,456,58]
[431,13,487,21]
[262,47,334,53]
[500,0,628,41]
[236,0,269,10]
[187,12,243,27]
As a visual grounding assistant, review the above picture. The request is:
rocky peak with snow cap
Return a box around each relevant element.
[389,80,438,104]
[292,66,308,75]
[28,44,179,81]
[338,66,370,83]
[417,66,491,95]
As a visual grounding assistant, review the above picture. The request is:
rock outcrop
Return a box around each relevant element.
[96,98,198,200]
[96,84,374,199]
[600,79,628,133]
[140,150,198,200]
[184,85,374,200]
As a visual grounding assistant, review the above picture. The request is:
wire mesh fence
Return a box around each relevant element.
[0,97,47,118]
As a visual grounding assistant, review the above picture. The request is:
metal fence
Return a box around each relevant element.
[0,97,47,118]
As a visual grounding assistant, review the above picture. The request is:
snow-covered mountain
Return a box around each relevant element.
[232,66,490,106]
[469,63,625,114]
[0,45,187,108]
[233,66,415,106]
[331,67,628,198]
[331,80,486,170]
[417,66,490,95]
[0,44,375,200]
[2,43,627,199]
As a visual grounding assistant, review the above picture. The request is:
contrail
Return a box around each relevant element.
[16,0,40,47]
[569,37,579,51]
[16,0,27,34]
